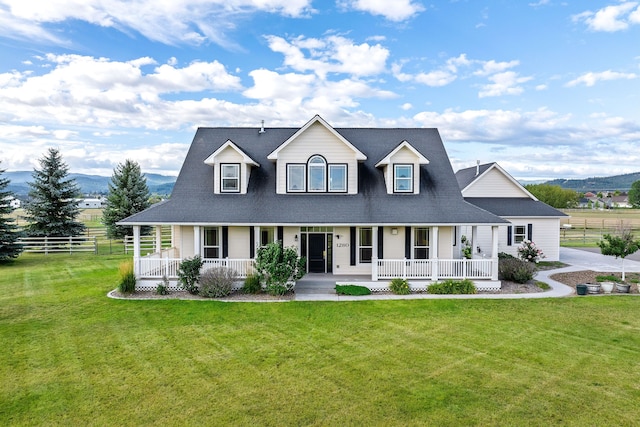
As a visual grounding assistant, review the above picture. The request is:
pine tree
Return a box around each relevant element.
[0,163,23,261]
[24,148,85,237]
[102,159,151,239]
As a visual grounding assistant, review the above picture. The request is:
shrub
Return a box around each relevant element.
[389,278,410,295]
[498,252,516,260]
[460,235,472,259]
[335,284,372,296]
[156,275,170,295]
[517,240,545,263]
[199,267,238,298]
[177,255,203,295]
[535,281,551,290]
[242,273,262,294]
[596,274,622,283]
[499,258,536,283]
[255,241,306,296]
[427,279,477,294]
[118,260,136,293]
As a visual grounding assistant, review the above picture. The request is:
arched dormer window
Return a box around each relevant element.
[308,155,326,192]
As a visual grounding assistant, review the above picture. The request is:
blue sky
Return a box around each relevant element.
[0,0,639,181]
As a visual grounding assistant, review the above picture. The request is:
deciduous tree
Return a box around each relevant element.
[628,180,640,208]
[23,148,85,237]
[524,184,579,209]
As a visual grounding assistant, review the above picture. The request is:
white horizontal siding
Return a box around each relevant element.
[384,146,423,194]
[463,168,529,198]
[211,147,247,194]
[275,122,359,194]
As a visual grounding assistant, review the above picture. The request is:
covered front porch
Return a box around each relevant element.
[129,224,501,290]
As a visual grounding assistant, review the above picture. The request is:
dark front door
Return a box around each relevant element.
[308,233,326,273]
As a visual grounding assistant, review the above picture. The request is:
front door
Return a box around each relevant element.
[308,233,326,273]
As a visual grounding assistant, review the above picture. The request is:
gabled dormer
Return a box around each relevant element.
[375,140,429,194]
[267,115,367,195]
[204,140,260,194]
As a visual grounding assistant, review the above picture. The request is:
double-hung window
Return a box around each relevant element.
[203,227,220,258]
[514,225,527,244]
[394,164,413,193]
[359,227,373,263]
[221,164,240,192]
[414,227,429,259]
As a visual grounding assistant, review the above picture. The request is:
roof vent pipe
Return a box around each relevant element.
[259,120,265,134]
[475,160,480,176]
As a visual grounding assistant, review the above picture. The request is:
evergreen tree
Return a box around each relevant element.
[24,148,85,237]
[0,163,23,261]
[102,159,151,239]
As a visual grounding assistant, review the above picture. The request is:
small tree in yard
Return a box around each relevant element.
[177,255,204,294]
[0,163,23,261]
[255,241,306,295]
[597,227,640,281]
[102,160,151,239]
[23,148,85,237]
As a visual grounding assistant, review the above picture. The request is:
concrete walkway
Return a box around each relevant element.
[293,247,640,301]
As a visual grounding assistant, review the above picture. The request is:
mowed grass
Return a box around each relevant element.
[2,255,640,426]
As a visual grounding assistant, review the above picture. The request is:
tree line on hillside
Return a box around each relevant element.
[525,182,640,209]
[0,148,151,262]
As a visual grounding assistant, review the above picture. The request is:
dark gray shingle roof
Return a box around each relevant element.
[464,198,568,217]
[121,127,508,226]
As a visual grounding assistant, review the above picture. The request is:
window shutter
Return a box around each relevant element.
[249,226,255,259]
[222,226,229,258]
[405,226,411,259]
[350,227,356,266]
[507,226,513,246]
[377,227,384,259]
[527,224,533,241]
[277,226,283,245]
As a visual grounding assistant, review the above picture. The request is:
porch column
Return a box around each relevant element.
[254,226,261,254]
[471,226,478,258]
[155,225,162,254]
[193,226,201,257]
[491,226,499,280]
[372,226,379,281]
[431,226,439,281]
[133,225,141,276]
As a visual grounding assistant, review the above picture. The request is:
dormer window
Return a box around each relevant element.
[221,164,240,193]
[308,156,326,192]
[394,164,413,193]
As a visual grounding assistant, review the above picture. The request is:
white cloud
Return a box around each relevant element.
[338,0,425,21]
[0,0,315,47]
[478,71,533,98]
[565,70,638,87]
[400,103,412,110]
[265,35,390,79]
[573,2,640,32]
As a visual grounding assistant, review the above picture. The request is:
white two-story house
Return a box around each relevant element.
[120,115,512,290]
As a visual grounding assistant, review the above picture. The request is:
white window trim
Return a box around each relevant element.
[413,227,429,259]
[328,164,347,192]
[514,225,527,244]
[308,156,327,192]
[394,164,414,193]
[220,163,240,193]
[203,226,220,259]
[358,227,373,264]
[287,164,306,192]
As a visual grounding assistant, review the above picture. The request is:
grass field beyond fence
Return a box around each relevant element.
[1,254,640,425]
[561,209,640,246]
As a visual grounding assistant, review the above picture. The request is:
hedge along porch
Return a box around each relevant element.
[121,115,509,291]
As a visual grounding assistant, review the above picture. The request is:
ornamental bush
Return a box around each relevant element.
[242,273,262,294]
[199,267,238,298]
[427,279,477,294]
[389,278,410,295]
[335,284,372,296]
[499,258,537,284]
[118,260,136,293]
[255,241,306,296]
[517,240,545,263]
[177,255,203,295]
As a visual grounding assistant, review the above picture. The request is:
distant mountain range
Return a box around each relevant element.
[543,172,640,192]
[5,171,176,198]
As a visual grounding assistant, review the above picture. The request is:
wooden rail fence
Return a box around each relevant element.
[18,236,98,254]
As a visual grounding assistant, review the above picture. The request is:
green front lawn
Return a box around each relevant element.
[2,254,640,425]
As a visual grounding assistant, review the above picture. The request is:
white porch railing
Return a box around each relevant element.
[135,256,254,279]
[375,258,495,280]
